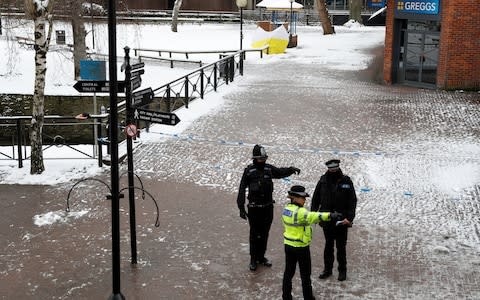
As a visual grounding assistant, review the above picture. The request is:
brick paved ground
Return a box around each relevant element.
[1,49,480,299]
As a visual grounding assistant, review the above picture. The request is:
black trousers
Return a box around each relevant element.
[247,205,273,262]
[322,225,348,272]
[282,245,315,300]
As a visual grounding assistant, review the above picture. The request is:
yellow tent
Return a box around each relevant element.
[251,25,289,54]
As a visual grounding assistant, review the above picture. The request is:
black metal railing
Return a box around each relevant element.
[0,114,109,168]
[150,51,243,113]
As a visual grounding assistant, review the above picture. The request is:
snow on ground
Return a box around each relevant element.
[0,19,384,187]
[1,18,480,299]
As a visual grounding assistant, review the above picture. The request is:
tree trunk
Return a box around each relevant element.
[315,0,334,35]
[25,0,53,174]
[171,0,183,32]
[349,0,363,23]
[30,16,47,174]
[71,0,86,80]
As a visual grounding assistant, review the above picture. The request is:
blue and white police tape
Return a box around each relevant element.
[147,131,385,157]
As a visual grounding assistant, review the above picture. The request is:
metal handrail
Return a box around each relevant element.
[150,51,242,112]
[0,114,109,168]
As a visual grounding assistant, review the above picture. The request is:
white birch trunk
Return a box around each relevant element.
[25,0,53,174]
[171,0,183,32]
[30,16,47,174]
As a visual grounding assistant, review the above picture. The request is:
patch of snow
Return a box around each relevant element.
[33,209,89,226]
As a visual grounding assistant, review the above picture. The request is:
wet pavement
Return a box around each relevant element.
[1,45,480,299]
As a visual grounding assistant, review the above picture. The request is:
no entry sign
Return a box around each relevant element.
[125,124,137,138]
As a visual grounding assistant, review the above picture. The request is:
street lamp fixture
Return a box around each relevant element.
[236,0,248,51]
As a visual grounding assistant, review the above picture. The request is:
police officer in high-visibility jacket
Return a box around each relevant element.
[282,185,342,300]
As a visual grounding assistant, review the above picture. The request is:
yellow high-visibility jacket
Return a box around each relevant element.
[282,203,331,248]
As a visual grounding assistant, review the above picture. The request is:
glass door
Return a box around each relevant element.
[404,31,423,82]
[421,33,440,84]
[401,21,440,87]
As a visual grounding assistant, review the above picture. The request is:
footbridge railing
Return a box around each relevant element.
[0,114,109,168]
[149,50,246,113]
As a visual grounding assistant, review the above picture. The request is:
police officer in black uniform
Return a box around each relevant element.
[237,144,300,271]
[311,159,357,281]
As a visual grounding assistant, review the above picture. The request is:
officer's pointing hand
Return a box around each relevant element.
[290,167,301,175]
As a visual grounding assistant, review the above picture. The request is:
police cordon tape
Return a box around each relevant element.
[146,130,480,162]
[147,131,386,157]
[137,135,416,198]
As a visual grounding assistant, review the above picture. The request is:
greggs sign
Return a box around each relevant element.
[396,0,439,15]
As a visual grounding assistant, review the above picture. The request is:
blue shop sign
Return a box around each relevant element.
[80,60,107,81]
[396,0,439,15]
[368,0,386,8]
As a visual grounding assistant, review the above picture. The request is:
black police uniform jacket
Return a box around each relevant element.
[311,171,357,223]
[237,163,295,208]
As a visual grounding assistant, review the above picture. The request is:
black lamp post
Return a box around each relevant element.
[288,0,296,48]
[289,0,294,35]
[236,0,248,51]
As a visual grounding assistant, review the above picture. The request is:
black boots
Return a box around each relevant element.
[259,257,272,267]
[318,270,332,279]
[319,270,347,281]
[249,260,257,271]
[249,257,272,271]
[338,270,347,281]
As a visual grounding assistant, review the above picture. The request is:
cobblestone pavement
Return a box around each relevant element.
[1,51,480,299]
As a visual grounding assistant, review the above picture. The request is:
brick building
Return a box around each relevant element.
[383,0,480,89]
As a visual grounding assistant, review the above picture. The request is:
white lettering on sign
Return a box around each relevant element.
[404,2,436,11]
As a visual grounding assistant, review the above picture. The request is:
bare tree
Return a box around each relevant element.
[349,0,362,23]
[171,0,182,32]
[69,0,86,79]
[24,0,54,174]
[315,0,334,35]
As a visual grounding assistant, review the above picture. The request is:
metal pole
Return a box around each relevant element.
[240,7,243,51]
[124,46,138,265]
[91,0,95,49]
[16,119,23,168]
[97,122,103,167]
[93,92,98,158]
[290,3,293,34]
[107,0,124,298]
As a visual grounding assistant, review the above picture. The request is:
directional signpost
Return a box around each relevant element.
[131,62,144,71]
[131,76,142,91]
[122,46,180,279]
[132,87,154,108]
[134,108,180,126]
[131,68,145,78]
[73,80,126,93]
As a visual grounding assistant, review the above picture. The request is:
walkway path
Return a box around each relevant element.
[1,45,480,299]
